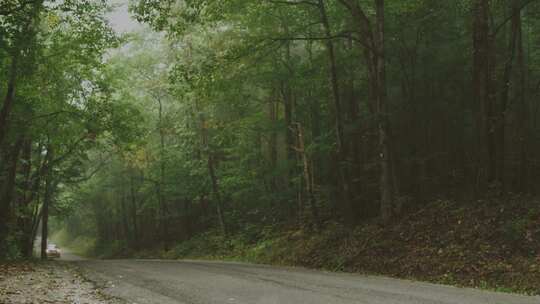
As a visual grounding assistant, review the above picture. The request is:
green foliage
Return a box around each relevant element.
[0,0,122,259]
[2,234,22,261]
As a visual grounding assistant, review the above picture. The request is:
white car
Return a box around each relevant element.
[46,244,61,258]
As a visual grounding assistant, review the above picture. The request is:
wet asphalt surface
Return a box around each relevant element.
[61,258,540,304]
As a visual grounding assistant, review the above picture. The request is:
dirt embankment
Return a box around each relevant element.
[278,198,540,294]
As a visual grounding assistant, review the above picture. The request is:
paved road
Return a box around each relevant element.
[66,259,540,304]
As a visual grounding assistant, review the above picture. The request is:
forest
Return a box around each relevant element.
[1,0,540,293]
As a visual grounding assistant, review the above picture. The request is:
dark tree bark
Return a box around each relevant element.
[0,56,18,149]
[129,173,139,248]
[344,36,363,205]
[268,90,278,193]
[282,46,295,170]
[337,0,395,222]
[496,0,521,190]
[182,199,193,239]
[294,123,321,230]
[516,8,528,192]
[17,137,34,257]
[199,112,227,236]
[0,0,44,148]
[374,0,394,222]
[207,153,227,236]
[30,207,42,256]
[157,96,169,250]
[40,146,54,260]
[472,0,496,192]
[21,144,48,257]
[306,40,322,190]
[318,0,355,224]
[281,76,295,217]
[121,190,130,242]
[0,138,24,255]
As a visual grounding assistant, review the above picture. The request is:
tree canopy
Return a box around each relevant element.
[1,0,540,265]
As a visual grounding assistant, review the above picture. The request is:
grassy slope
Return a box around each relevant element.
[138,197,540,294]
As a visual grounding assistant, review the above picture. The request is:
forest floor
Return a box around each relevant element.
[128,195,540,295]
[0,261,121,304]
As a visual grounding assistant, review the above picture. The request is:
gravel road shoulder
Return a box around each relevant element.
[0,261,123,304]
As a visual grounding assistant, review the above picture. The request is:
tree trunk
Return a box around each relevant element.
[120,190,130,242]
[306,40,322,190]
[295,123,321,230]
[22,144,46,257]
[0,138,24,255]
[318,0,355,224]
[129,173,139,248]
[0,55,18,149]
[157,96,169,250]
[281,76,295,217]
[268,90,278,197]
[40,146,54,260]
[18,137,34,257]
[497,0,521,191]
[345,36,363,205]
[183,199,193,239]
[337,0,395,221]
[30,207,43,256]
[0,0,43,148]
[208,154,227,236]
[374,0,394,222]
[199,113,227,236]
[472,0,494,192]
[516,9,528,192]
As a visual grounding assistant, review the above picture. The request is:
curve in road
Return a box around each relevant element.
[69,259,539,304]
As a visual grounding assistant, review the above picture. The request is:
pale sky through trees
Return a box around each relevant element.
[107,0,142,33]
